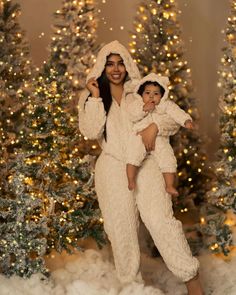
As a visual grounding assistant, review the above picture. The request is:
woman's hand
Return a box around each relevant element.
[138,123,159,152]
[86,77,100,98]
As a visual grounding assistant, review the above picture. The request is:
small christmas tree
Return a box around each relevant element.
[199,0,236,255]
[130,0,212,253]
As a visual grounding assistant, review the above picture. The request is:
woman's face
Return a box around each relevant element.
[105,54,127,85]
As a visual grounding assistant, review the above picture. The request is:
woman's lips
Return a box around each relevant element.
[111,74,121,79]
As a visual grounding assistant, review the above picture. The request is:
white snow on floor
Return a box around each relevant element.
[1,241,236,295]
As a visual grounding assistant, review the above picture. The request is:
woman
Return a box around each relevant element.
[78,40,203,295]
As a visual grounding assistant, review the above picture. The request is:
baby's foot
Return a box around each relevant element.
[166,186,179,197]
[128,179,136,191]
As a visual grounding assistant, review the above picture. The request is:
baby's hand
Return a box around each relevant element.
[184,120,194,129]
[143,101,155,112]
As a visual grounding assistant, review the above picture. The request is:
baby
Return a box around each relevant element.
[126,73,194,195]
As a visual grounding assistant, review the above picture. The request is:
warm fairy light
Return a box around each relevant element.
[210,243,219,251]
[181,208,188,213]
[151,8,157,15]
[200,217,205,224]
[228,156,233,162]
[163,11,170,19]
[139,6,145,12]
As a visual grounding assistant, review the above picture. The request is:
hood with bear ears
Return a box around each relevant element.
[79,40,141,109]
[86,40,141,83]
[133,73,170,103]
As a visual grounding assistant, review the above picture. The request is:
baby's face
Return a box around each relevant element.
[142,84,162,105]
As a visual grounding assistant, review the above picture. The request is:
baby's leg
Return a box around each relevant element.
[126,133,146,191]
[126,164,139,191]
[163,172,179,197]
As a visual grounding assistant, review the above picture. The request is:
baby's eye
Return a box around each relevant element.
[145,91,150,94]
[154,92,160,95]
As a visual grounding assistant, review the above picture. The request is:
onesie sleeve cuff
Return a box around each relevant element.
[88,97,103,102]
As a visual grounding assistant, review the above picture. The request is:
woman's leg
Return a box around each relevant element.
[95,153,141,284]
[185,273,204,295]
[135,156,201,285]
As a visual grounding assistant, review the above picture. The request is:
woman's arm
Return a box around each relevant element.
[138,114,180,151]
[138,123,158,152]
[78,89,106,140]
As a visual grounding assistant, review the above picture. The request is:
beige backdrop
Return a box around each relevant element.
[18,0,230,160]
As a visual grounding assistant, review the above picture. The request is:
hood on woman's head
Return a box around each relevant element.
[134,73,170,102]
[86,40,141,83]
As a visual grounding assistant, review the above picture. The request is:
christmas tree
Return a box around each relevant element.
[49,0,100,155]
[0,0,32,165]
[0,66,105,278]
[0,0,48,277]
[50,0,99,98]
[199,0,236,255]
[42,0,104,253]
[130,0,212,253]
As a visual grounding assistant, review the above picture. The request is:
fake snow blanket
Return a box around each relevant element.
[0,246,236,295]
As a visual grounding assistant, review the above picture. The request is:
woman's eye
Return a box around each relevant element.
[106,63,113,67]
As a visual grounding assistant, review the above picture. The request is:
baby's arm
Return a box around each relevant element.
[78,89,106,140]
[153,114,180,137]
[161,100,193,128]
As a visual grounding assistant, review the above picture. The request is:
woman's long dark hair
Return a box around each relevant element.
[97,71,112,141]
[96,54,128,141]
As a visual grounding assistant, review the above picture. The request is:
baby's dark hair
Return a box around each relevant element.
[137,81,165,97]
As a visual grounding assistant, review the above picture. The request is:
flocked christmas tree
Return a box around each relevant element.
[50,0,98,93]
[0,0,105,278]
[199,0,236,255]
[37,0,104,252]
[49,0,100,155]
[0,0,32,165]
[130,0,212,253]
[0,0,47,278]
